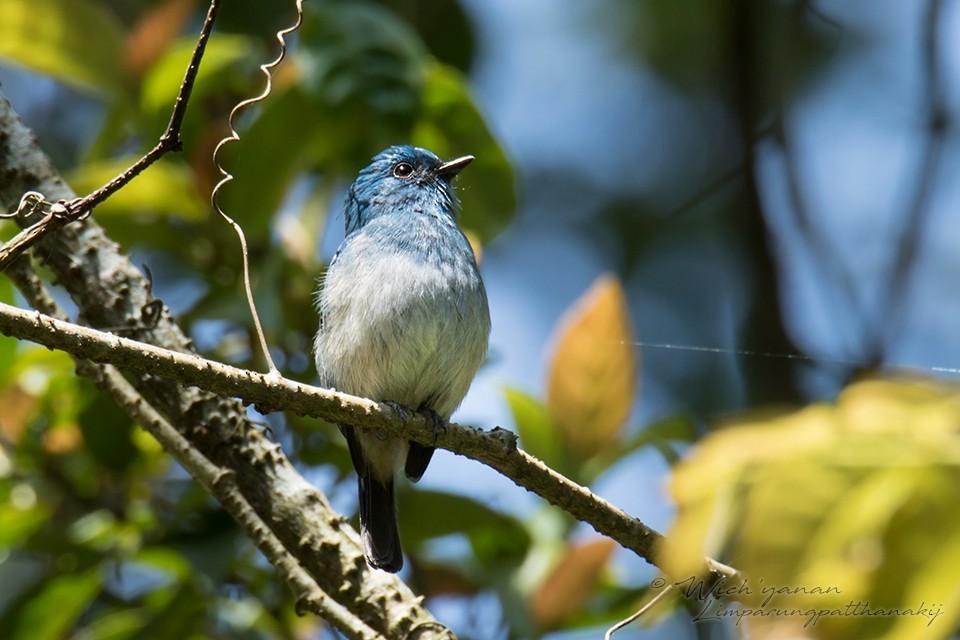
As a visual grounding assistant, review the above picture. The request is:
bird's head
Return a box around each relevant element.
[344,145,473,234]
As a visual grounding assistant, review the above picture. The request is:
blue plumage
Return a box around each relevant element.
[314,146,491,572]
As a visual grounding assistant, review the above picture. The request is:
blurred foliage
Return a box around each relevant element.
[67,156,207,223]
[0,0,127,96]
[661,378,960,639]
[623,0,837,100]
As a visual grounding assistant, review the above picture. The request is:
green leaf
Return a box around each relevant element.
[143,582,210,639]
[504,386,566,471]
[78,393,138,473]
[7,566,102,640]
[299,1,426,117]
[606,413,698,467]
[0,276,16,381]
[0,502,51,548]
[8,346,76,399]
[75,609,147,640]
[412,62,516,242]
[0,274,13,303]
[135,547,194,582]
[661,378,960,640]
[296,0,426,163]
[0,0,126,95]
[399,489,530,562]
[66,157,206,222]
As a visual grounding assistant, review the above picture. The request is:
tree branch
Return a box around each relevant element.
[0,297,736,585]
[729,0,804,404]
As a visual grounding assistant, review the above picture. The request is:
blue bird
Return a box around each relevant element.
[314,146,491,572]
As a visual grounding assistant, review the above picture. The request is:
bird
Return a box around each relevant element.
[313,145,491,572]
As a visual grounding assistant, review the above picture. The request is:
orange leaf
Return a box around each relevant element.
[125,0,198,77]
[530,539,617,629]
[547,274,637,460]
[0,385,37,443]
[42,424,83,454]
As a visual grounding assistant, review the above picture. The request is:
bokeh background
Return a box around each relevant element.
[2,0,960,638]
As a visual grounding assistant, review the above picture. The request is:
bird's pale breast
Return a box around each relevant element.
[315,217,490,419]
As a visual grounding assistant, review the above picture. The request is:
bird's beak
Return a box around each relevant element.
[436,155,474,180]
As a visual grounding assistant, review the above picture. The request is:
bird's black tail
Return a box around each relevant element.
[358,473,403,573]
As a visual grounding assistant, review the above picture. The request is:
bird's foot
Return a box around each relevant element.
[421,408,446,445]
[384,400,413,423]
[250,419,275,441]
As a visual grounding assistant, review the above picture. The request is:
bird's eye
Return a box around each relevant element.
[392,162,415,179]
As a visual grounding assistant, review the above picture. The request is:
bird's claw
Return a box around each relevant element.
[384,400,413,422]
[422,409,446,445]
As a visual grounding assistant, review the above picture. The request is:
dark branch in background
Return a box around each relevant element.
[774,119,869,365]
[729,0,804,404]
[0,91,444,640]
[800,0,845,33]
[0,298,738,588]
[870,0,948,358]
[0,0,221,272]
[769,4,870,371]
[4,261,381,640]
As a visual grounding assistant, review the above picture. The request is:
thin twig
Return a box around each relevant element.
[0,0,222,272]
[604,582,676,640]
[210,0,306,376]
[662,163,745,223]
[0,299,738,588]
[660,121,783,226]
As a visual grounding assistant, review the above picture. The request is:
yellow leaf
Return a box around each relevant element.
[660,378,960,640]
[462,229,484,264]
[42,424,82,454]
[530,539,616,630]
[546,275,637,460]
[0,385,36,443]
[66,157,206,221]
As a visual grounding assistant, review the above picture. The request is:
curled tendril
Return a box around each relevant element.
[210,0,306,376]
[2,192,49,219]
